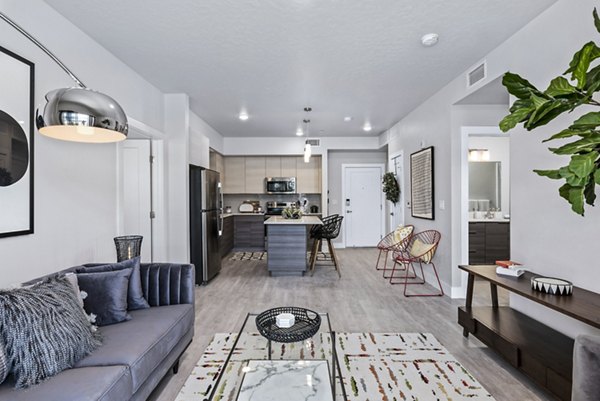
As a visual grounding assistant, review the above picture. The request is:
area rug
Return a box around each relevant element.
[229,251,331,262]
[175,332,494,401]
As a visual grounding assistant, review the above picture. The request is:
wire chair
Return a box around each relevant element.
[375,225,414,276]
[389,230,443,297]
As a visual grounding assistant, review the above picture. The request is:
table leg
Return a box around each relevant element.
[490,283,499,308]
[332,331,336,399]
[268,339,271,360]
[463,273,475,337]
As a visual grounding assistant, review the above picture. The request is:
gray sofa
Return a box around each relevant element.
[0,262,195,401]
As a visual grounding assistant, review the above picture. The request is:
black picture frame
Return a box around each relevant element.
[410,146,434,220]
[0,45,34,238]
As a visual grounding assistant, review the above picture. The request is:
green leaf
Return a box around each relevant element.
[558,184,585,215]
[543,128,594,143]
[525,99,573,130]
[545,77,578,97]
[585,64,600,92]
[569,151,599,178]
[499,106,534,132]
[565,42,600,88]
[509,98,533,113]
[549,137,600,155]
[559,166,587,186]
[570,111,600,129]
[534,169,562,179]
[594,8,600,34]
[595,169,600,185]
[584,175,596,206]
[502,72,541,99]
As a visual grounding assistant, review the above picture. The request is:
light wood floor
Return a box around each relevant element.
[149,248,552,401]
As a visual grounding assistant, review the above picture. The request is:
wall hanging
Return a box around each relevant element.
[0,45,34,238]
[410,146,434,220]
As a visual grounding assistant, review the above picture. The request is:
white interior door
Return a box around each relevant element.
[119,140,152,262]
[343,165,384,247]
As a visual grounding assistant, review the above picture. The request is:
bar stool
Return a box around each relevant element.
[309,215,344,278]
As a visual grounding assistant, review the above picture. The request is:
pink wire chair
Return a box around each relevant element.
[375,225,414,277]
[389,230,443,297]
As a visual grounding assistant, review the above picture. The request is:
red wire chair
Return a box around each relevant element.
[389,230,443,297]
[375,225,414,277]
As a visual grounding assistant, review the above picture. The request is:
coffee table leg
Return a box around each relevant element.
[332,331,336,399]
[268,339,271,360]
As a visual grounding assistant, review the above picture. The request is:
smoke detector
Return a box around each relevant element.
[421,33,439,47]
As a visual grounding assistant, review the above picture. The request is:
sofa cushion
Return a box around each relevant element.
[0,365,132,401]
[77,268,132,326]
[75,304,193,393]
[78,257,150,311]
[0,276,101,388]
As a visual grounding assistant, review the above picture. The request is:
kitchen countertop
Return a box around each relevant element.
[469,218,510,223]
[264,216,323,225]
[222,212,265,218]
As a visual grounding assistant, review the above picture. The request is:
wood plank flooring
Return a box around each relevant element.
[149,248,553,401]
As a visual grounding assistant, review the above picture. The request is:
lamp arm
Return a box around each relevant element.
[0,11,86,88]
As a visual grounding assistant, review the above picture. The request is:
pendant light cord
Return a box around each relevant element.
[0,11,86,88]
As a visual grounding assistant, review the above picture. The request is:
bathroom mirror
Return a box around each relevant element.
[469,161,501,211]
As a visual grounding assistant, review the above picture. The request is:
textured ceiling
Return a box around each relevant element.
[45,0,557,137]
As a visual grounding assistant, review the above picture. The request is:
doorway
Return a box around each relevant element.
[388,151,404,230]
[342,164,385,247]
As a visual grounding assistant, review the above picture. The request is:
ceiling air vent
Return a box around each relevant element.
[306,138,320,147]
[467,61,487,88]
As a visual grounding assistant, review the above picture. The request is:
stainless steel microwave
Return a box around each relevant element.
[265,177,296,194]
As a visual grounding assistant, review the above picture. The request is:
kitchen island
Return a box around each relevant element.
[264,215,322,276]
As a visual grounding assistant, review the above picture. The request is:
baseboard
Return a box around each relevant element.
[451,285,466,299]
[332,242,345,249]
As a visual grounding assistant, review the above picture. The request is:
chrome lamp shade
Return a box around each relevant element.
[36,87,128,143]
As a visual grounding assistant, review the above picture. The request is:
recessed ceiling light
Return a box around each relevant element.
[421,33,439,47]
[363,123,372,132]
[238,111,249,121]
[296,127,304,136]
[344,116,352,122]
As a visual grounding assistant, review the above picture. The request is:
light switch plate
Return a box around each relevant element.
[439,200,445,210]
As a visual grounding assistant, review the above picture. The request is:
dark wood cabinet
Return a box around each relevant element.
[233,215,265,251]
[469,222,510,264]
[219,216,234,258]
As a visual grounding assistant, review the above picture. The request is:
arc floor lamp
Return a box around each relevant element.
[0,11,128,143]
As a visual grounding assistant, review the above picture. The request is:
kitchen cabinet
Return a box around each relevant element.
[223,157,245,193]
[219,216,234,258]
[265,157,281,177]
[281,156,297,177]
[245,157,266,193]
[233,215,265,251]
[209,151,224,176]
[296,156,321,193]
[468,222,510,264]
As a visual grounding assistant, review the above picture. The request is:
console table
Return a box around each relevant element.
[458,265,600,401]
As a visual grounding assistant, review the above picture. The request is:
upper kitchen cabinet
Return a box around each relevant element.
[265,157,282,177]
[209,150,224,176]
[245,157,266,193]
[223,156,246,193]
[281,156,297,177]
[296,156,321,193]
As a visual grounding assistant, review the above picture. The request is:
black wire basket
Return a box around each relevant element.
[114,235,143,262]
[255,307,322,343]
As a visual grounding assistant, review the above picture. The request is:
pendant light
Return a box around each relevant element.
[303,118,311,163]
[0,12,128,143]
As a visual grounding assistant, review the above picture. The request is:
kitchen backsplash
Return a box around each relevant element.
[224,194,322,213]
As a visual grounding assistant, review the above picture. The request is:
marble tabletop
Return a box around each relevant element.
[237,360,333,401]
[264,216,323,225]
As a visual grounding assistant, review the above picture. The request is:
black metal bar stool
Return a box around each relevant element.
[309,215,343,277]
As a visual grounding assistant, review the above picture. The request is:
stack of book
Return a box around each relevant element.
[495,260,527,277]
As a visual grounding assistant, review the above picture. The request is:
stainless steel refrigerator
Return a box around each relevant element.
[189,165,222,285]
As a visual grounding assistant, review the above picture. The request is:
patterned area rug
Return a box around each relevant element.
[176,332,494,401]
[229,251,331,261]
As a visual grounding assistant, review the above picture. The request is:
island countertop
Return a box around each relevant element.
[264,216,323,225]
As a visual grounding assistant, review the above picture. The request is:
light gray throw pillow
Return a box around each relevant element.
[0,276,101,388]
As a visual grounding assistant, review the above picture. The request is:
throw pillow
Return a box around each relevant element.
[77,257,149,310]
[0,339,7,385]
[393,225,413,243]
[409,238,436,263]
[64,272,84,308]
[0,276,101,388]
[77,268,132,326]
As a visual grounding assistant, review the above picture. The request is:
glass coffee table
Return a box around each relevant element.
[206,311,347,401]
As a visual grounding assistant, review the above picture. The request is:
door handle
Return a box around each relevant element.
[347,210,352,213]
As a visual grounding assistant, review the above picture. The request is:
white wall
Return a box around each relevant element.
[382,0,600,337]
[468,136,510,214]
[327,150,388,246]
[0,0,165,286]
[190,111,224,156]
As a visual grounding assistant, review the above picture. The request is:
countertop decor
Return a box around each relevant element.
[531,277,573,296]
[281,206,302,219]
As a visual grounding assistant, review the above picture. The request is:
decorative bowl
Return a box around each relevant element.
[531,277,573,296]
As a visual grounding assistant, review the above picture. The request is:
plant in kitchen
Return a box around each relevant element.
[282,206,303,219]
[499,8,600,216]
[382,172,400,204]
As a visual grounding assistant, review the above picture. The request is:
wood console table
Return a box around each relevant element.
[458,265,600,401]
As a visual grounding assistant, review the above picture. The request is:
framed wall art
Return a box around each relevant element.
[410,146,434,220]
[0,45,34,237]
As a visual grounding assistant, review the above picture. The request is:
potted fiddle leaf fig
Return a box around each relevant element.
[499,8,600,216]
[382,172,400,204]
